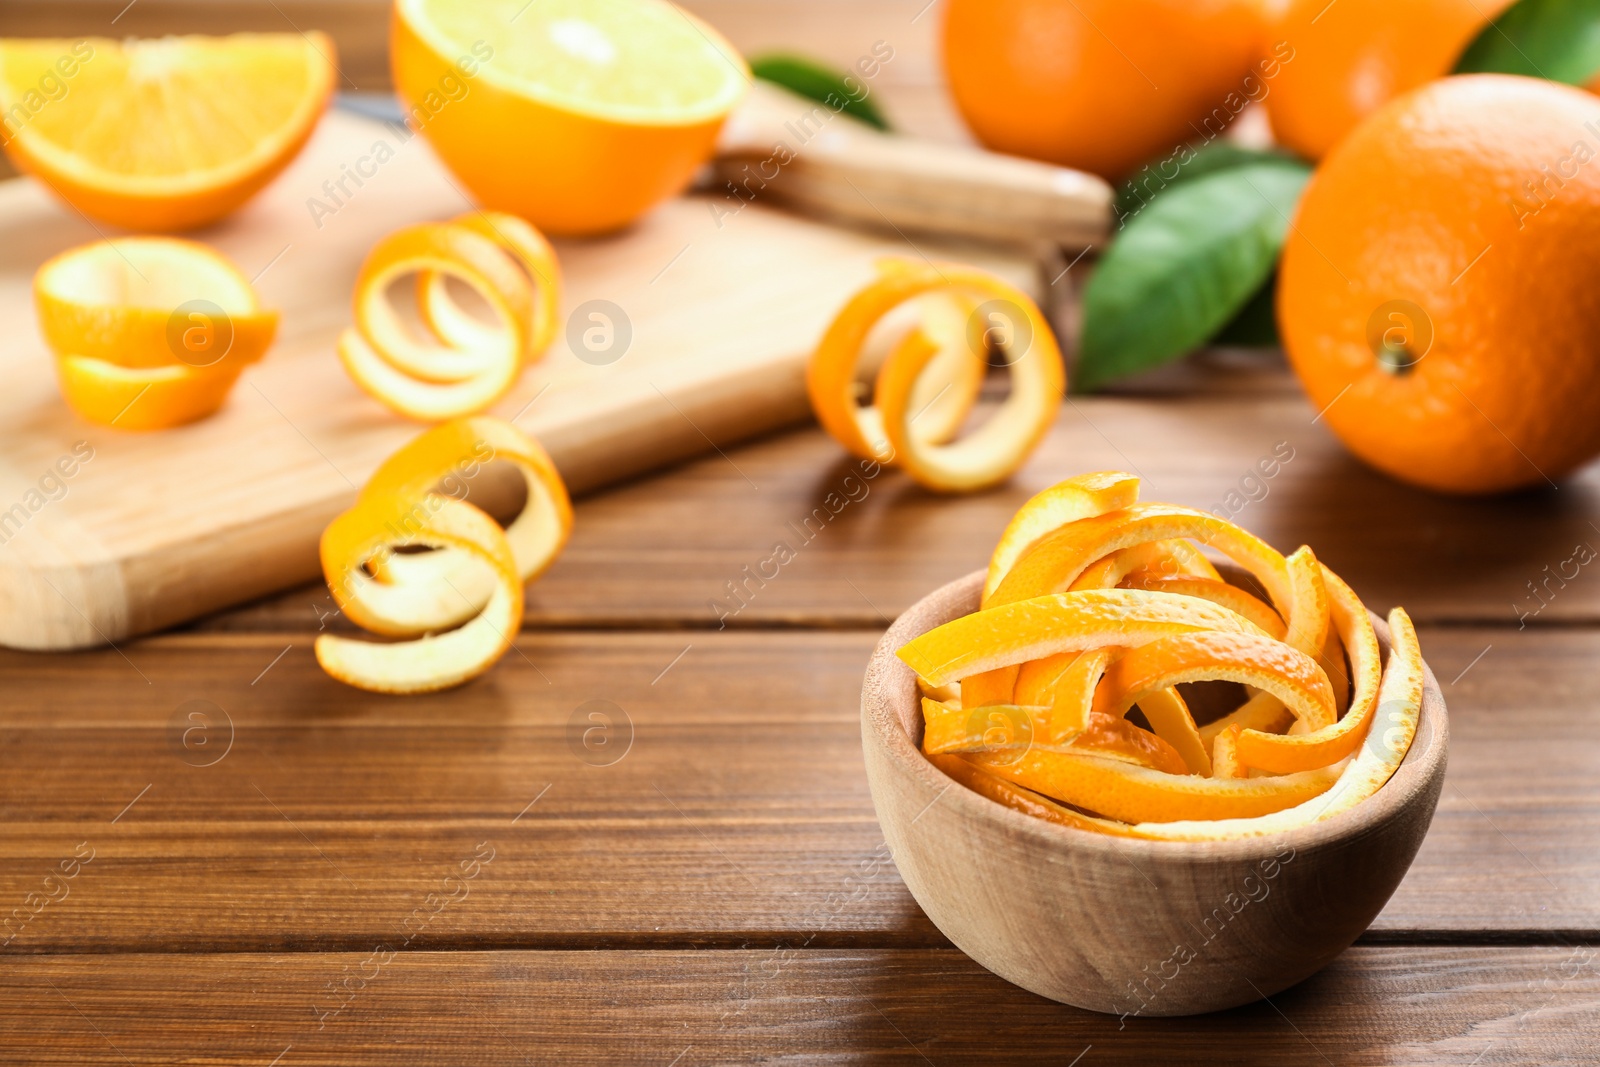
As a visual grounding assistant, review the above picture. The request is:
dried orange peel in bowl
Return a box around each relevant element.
[33,237,278,429]
[807,258,1064,493]
[896,471,1424,839]
[315,415,572,694]
[338,211,561,421]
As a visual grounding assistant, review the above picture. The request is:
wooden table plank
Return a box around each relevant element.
[199,376,1600,633]
[0,630,932,952]
[3,626,1596,952]
[2,946,1595,1065]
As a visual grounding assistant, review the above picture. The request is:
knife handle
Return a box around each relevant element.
[712,95,1113,250]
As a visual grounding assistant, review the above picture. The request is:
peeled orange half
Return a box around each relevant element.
[0,34,334,231]
[392,0,748,234]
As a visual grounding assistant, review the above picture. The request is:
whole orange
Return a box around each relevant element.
[942,0,1268,181]
[1279,74,1600,495]
[1262,0,1514,160]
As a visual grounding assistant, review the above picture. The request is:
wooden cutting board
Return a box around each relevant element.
[0,109,1035,650]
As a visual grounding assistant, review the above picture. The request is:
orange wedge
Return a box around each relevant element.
[315,416,572,693]
[338,211,560,421]
[902,470,1424,838]
[808,258,1065,493]
[33,237,277,429]
[0,34,334,231]
[393,0,747,235]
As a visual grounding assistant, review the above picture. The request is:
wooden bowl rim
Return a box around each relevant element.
[863,569,1449,859]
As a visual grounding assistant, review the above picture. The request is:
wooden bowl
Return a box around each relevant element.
[861,570,1448,1016]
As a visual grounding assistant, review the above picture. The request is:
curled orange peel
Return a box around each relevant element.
[924,753,1142,837]
[899,589,1270,689]
[1091,632,1338,733]
[1127,608,1422,841]
[968,748,1345,824]
[903,472,1423,835]
[806,258,1064,493]
[1014,648,1112,739]
[983,472,1141,602]
[1232,567,1383,774]
[922,698,1186,776]
[315,416,571,694]
[34,237,277,430]
[1121,575,1285,639]
[339,211,560,422]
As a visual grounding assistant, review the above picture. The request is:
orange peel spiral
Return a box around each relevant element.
[806,258,1064,493]
[897,471,1424,837]
[315,415,572,694]
[338,211,560,422]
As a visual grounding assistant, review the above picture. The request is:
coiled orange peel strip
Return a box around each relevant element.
[806,258,1064,493]
[897,471,1424,836]
[33,237,277,430]
[338,211,560,422]
[315,415,572,694]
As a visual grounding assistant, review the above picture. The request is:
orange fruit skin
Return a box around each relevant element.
[1280,74,1600,495]
[1262,0,1514,161]
[5,123,327,233]
[941,0,1267,180]
[390,12,728,236]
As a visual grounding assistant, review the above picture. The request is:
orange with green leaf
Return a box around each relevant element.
[1064,0,1600,494]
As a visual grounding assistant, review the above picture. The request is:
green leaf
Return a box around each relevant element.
[748,53,890,130]
[1211,274,1279,348]
[1077,162,1310,391]
[1454,0,1600,85]
[1114,141,1300,226]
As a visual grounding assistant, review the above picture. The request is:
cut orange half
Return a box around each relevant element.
[392,0,748,234]
[0,34,335,231]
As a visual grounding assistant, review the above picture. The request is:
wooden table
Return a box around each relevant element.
[3,3,1599,1064]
